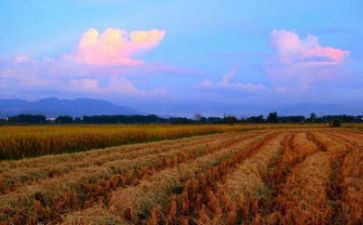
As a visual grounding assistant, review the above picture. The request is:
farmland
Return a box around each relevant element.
[0,124,266,160]
[0,127,362,225]
[0,124,326,160]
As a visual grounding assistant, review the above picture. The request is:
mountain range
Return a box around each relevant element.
[0,98,361,118]
[0,98,137,118]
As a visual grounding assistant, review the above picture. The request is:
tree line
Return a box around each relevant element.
[1,112,362,125]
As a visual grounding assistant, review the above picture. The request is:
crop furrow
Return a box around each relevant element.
[142,132,281,225]
[249,132,321,224]
[0,132,237,172]
[59,132,276,225]
[267,132,350,225]
[0,133,241,194]
[321,132,363,225]
[173,133,286,225]
[0,133,259,225]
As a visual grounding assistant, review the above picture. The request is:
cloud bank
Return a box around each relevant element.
[270,30,349,65]
[0,27,169,100]
[266,30,351,92]
[199,30,352,98]
[68,28,166,66]
[1,28,356,115]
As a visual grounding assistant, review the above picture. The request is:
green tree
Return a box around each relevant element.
[267,112,278,123]
[309,113,317,122]
[55,116,73,124]
[224,115,238,125]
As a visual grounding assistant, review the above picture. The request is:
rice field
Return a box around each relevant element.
[0,124,267,160]
[0,127,362,225]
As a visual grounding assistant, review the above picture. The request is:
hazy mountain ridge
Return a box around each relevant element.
[0,98,137,117]
[0,98,361,118]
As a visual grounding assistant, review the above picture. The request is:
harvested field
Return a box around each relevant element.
[0,124,324,160]
[0,124,261,160]
[0,128,362,225]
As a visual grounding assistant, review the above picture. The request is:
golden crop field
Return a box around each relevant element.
[0,124,268,160]
[0,124,326,160]
[0,127,362,225]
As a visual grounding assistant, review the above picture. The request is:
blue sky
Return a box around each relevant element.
[0,0,362,116]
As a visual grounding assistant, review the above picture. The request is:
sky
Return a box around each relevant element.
[0,0,362,116]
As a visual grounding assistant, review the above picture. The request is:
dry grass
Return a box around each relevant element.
[0,133,243,194]
[341,147,363,225]
[0,127,362,225]
[135,132,280,225]
[60,132,271,225]
[196,133,286,225]
[270,132,350,225]
[0,132,257,224]
[276,151,332,224]
[325,132,363,225]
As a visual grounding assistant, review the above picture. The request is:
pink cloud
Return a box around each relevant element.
[0,57,168,98]
[270,30,349,65]
[68,28,166,66]
[267,30,351,93]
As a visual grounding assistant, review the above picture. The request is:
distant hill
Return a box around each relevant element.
[275,103,363,116]
[0,98,137,118]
